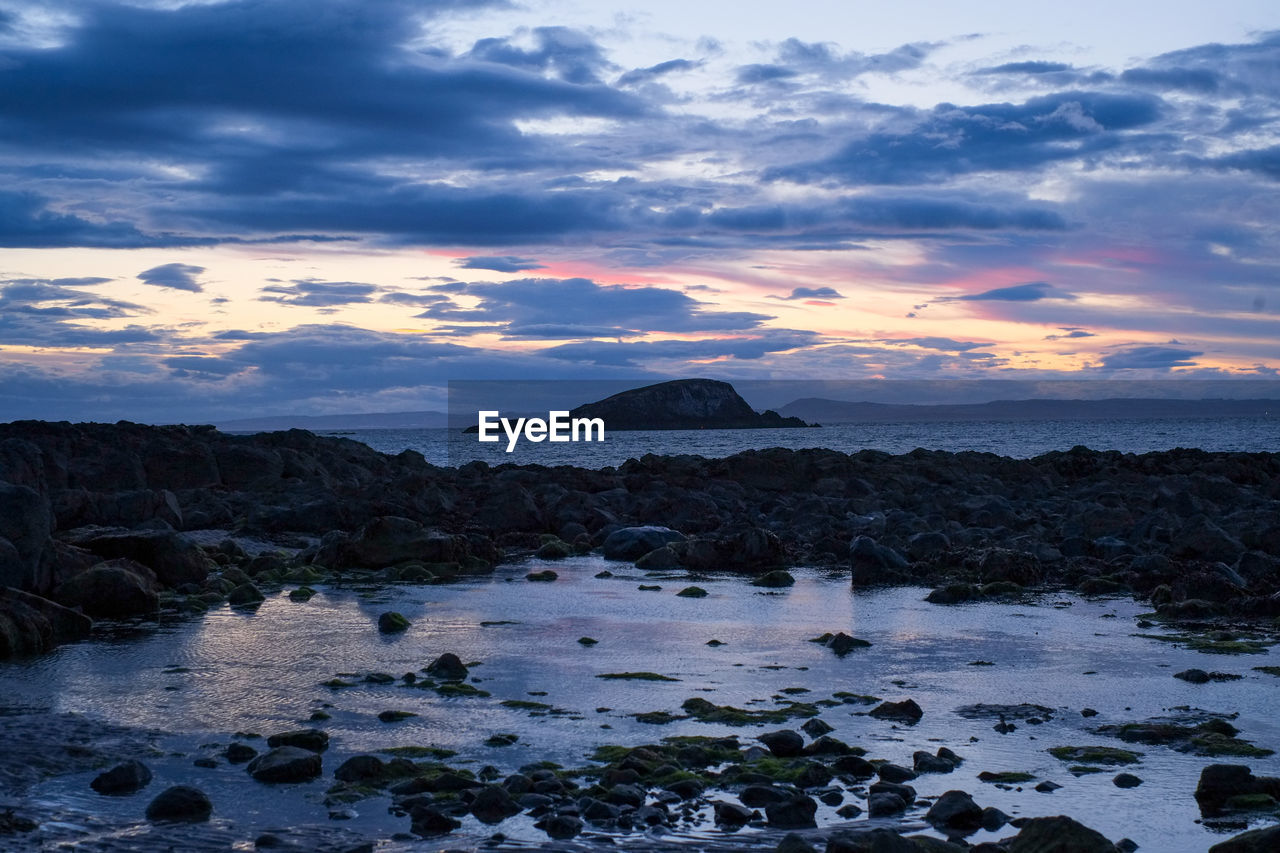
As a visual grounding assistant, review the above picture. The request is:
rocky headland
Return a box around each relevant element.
[1,418,1278,851]
[568,378,816,430]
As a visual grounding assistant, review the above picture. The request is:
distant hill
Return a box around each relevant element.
[219,410,447,431]
[778,397,1279,423]
[570,378,817,430]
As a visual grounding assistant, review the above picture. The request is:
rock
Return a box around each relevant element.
[759,730,805,757]
[752,569,795,588]
[801,718,833,738]
[1209,824,1280,853]
[676,586,708,598]
[525,570,557,582]
[74,530,208,588]
[825,632,871,656]
[1195,764,1280,816]
[426,652,469,681]
[334,755,387,782]
[869,780,916,805]
[542,814,584,839]
[227,582,265,606]
[266,728,328,752]
[925,584,980,605]
[741,785,791,807]
[877,764,917,783]
[0,482,52,591]
[764,794,817,829]
[145,785,212,822]
[914,750,958,773]
[867,792,907,816]
[849,535,908,582]
[713,800,754,825]
[868,699,923,723]
[471,785,521,823]
[1113,773,1142,788]
[1005,815,1117,852]
[926,790,983,831]
[224,742,257,764]
[0,586,93,658]
[636,546,681,570]
[377,611,411,633]
[90,760,153,795]
[1035,780,1062,793]
[602,526,686,560]
[534,539,572,560]
[907,531,951,560]
[411,805,461,835]
[831,755,876,778]
[777,831,818,853]
[247,746,322,783]
[52,558,158,617]
[826,828,919,853]
[315,516,470,570]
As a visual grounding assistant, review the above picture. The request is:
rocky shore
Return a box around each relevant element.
[1,419,1279,850]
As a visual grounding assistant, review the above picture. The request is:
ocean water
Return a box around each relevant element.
[4,559,1277,851]
[309,416,1280,467]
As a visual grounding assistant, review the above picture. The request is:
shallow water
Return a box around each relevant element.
[3,557,1279,851]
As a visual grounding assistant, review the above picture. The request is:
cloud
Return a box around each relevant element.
[456,255,546,272]
[138,262,205,292]
[949,282,1076,302]
[1045,329,1096,340]
[768,91,1167,185]
[467,26,614,85]
[769,286,844,300]
[885,337,988,351]
[617,58,700,87]
[416,277,774,336]
[976,61,1076,75]
[540,329,820,366]
[259,279,379,307]
[1099,346,1203,370]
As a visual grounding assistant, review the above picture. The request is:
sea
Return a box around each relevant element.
[301,416,1280,468]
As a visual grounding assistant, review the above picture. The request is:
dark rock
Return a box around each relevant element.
[925,583,980,605]
[266,729,328,752]
[224,743,257,764]
[470,785,520,823]
[759,729,805,757]
[542,814,584,840]
[926,790,983,831]
[636,546,681,570]
[53,558,158,617]
[426,652,468,681]
[877,763,917,783]
[1113,773,1142,789]
[411,805,461,835]
[0,587,92,658]
[0,482,52,591]
[914,750,958,773]
[1209,824,1280,853]
[741,785,791,807]
[145,785,212,822]
[866,792,907,817]
[1035,780,1062,793]
[91,760,152,795]
[777,831,819,853]
[602,526,686,560]
[765,795,817,829]
[752,569,795,588]
[247,746,322,783]
[227,582,265,607]
[801,718,833,738]
[334,755,387,782]
[377,611,410,633]
[825,632,871,656]
[1004,815,1117,852]
[74,530,208,588]
[831,755,876,778]
[713,800,754,825]
[1195,764,1280,816]
[826,828,918,853]
[869,780,915,805]
[868,698,923,723]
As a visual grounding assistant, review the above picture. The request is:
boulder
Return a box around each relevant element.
[53,559,158,617]
[314,516,469,569]
[752,569,795,588]
[602,526,686,560]
[471,785,521,823]
[334,755,387,783]
[925,790,983,831]
[1195,764,1280,816]
[247,746,322,783]
[1005,815,1117,852]
[826,828,919,853]
[426,652,468,681]
[0,482,52,591]
[74,530,208,588]
[764,795,817,829]
[145,785,212,822]
[90,760,153,795]
[1209,824,1280,853]
[868,699,923,723]
[759,729,805,757]
[0,586,92,658]
[265,728,329,752]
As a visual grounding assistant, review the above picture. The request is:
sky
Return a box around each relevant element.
[0,0,1278,422]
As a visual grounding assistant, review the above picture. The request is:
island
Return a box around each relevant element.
[568,378,817,430]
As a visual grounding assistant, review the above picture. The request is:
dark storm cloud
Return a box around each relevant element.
[456,256,547,272]
[1119,67,1222,93]
[0,190,171,248]
[1099,346,1203,370]
[137,263,205,292]
[260,280,380,307]
[769,91,1168,185]
[415,277,773,335]
[770,287,844,300]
